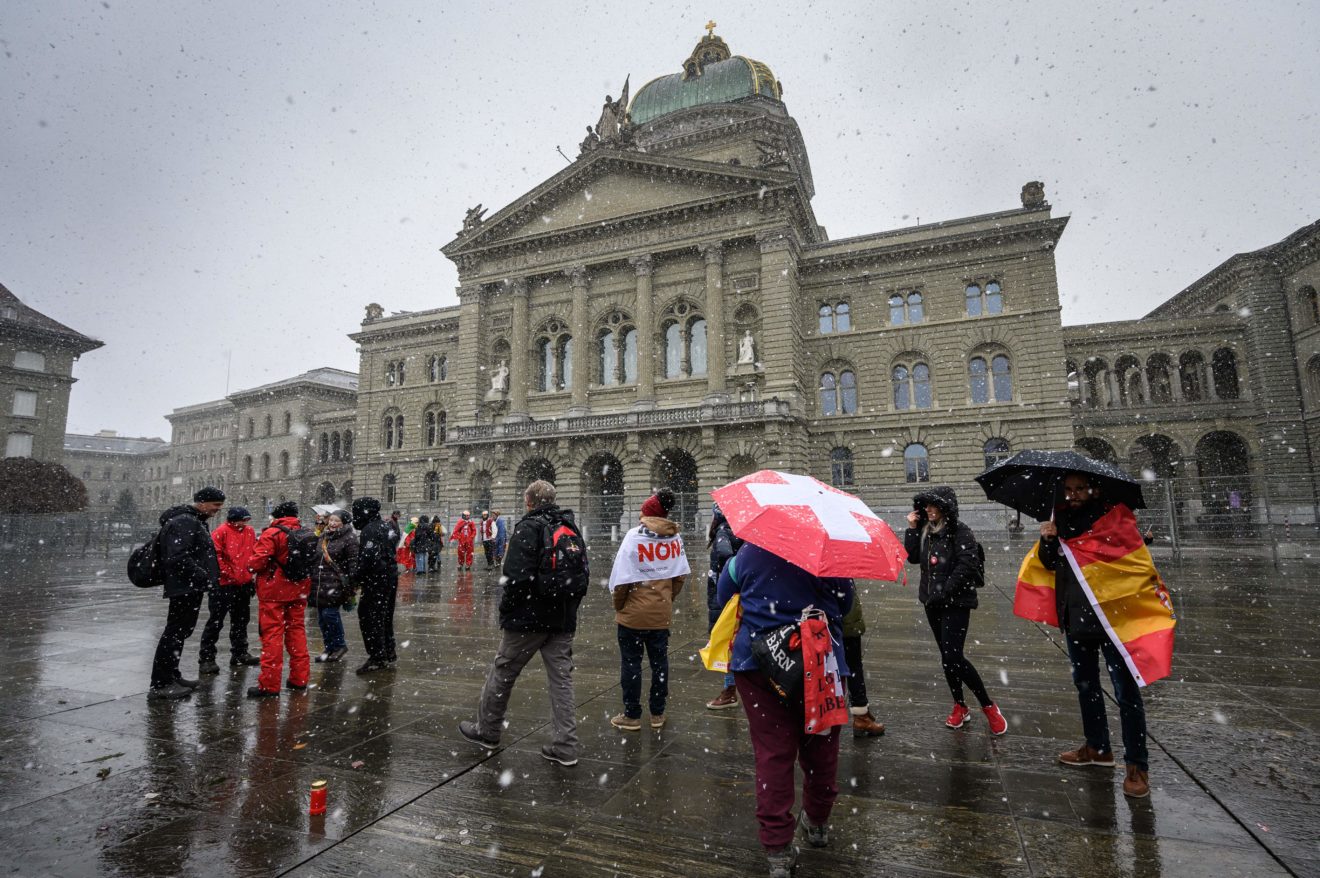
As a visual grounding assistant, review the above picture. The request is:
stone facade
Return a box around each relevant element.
[63,431,169,512]
[1,282,102,464]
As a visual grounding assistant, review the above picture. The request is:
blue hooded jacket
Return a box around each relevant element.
[715,542,854,675]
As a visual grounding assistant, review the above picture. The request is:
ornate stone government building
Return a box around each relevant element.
[45,30,1319,532]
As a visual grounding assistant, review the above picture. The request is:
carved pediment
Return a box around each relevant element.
[443,152,795,256]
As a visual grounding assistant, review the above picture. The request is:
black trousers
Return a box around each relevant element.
[198,584,254,661]
[843,635,868,708]
[151,592,204,688]
[924,604,992,708]
[358,585,398,662]
[482,540,496,567]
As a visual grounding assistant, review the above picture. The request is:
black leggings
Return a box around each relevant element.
[924,604,992,708]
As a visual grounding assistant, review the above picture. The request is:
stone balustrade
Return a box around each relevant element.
[450,399,791,443]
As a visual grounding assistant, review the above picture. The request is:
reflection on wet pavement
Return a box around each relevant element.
[0,547,1315,876]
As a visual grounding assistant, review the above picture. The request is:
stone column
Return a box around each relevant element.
[507,278,530,422]
[699,241,729,403]
[1138,361,1152,405]
[1204,358,1219,401]
[757,229,804,411]
[631,255,656,410]
[567,265,591,416]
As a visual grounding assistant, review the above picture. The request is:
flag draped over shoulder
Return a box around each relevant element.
[607,525,690,592]
[1015,504,1176,687]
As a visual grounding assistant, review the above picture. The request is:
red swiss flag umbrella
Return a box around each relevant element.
[711,470,906,581]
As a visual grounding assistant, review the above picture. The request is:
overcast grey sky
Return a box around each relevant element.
[3,1,1316,438]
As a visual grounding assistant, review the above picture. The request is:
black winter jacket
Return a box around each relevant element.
[498,504,584,633]
[158,504,221,599]
[1039,501,1108,640]
[310,525,359,608]
[706,516,743,595]
[351,498,399,594]
[904,486,982,610]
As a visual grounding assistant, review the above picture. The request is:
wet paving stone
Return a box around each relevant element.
[0,550,1317,876]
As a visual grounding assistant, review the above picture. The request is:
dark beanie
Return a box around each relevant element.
[194,486,226,503]
[271,500,299,518]
[227,506,251,522]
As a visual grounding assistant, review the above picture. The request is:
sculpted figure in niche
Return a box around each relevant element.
[491,359,509,392]
[738,330,756,364]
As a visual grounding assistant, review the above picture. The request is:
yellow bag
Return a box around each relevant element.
[699,593,741,672]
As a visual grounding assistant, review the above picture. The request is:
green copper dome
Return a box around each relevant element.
[629,34,782,126]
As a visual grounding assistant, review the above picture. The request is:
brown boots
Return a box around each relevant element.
[852,709,886,737]
[1057,743,1116,767]
[1122,765,1150,798]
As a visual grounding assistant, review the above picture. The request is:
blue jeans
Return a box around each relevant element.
[1067,634,1148,770]
[317,606,347,652]
[618,625,669,718]
[415,551,428,573]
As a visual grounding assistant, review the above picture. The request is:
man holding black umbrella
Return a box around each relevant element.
[1039,471,1152,798]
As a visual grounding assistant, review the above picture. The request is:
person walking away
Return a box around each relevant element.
[905,486,1008,736]
[705,502,742,710]
[842,596,885,737]
[148,487,225,700]
[716,541,854,877]
[492,510,507,565]
[480,511,497,569]
[413,515,432,574]
[352,496,400,674]
[1040,472,1154,798]
[310,510,358,663]
[450,511,477,570]
[431,515,447,573]
[459,480,588,766]
[198,506,261,675]
[607,489,688,731]
[246,501,313,698]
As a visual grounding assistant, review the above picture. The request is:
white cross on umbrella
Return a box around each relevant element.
[747,472,876,543]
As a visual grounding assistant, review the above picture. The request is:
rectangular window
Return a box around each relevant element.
[12,390,37,417]
[6,432,34,458]
[14,351,45,372]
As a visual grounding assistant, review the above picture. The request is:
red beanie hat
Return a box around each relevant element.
[641,495,666,518]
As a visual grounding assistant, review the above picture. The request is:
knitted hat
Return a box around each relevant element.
[193,486,226,503]
[271,500,299,518]
[641,488,676,518]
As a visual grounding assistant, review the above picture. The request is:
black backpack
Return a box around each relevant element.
[127,530,165,588]
[270,524,319,581]
[535,515,590,600]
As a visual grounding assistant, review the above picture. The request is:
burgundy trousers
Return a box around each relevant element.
[735,670,842,850]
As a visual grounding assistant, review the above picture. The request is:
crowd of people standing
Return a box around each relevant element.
[142,469,1161,878]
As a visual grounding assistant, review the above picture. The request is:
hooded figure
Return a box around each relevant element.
[903,486,1006,736]
[350,496,400,673]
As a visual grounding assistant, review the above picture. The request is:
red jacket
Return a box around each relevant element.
[211,521,256,587]
[451,518,477,545]
[249,516,311,603]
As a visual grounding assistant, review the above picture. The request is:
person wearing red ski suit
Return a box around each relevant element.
[248,512,312,693]
[450,515,477,570]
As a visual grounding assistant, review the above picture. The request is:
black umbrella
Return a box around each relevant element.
[974,449,1146,522]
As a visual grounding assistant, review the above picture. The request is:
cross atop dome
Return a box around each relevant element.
[683,24,732,79]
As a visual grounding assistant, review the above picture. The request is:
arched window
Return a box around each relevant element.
[622,328,638,384]
[835,302,851,332]
[819,372,837,416]
[383,412,404,450]
[244,456,253,480]
[983,438,1011,470]
[385,361,396,386]
[319,433,329,463]
[534,319,571,391]
[1308,356,1320,401]
[260,453,271,479]
[283,412,292,434]
[425,409,446,447]
[263,414,272,437]
[599,328,618,386]
[1300,286,1318,327]
[892,362,933,410]
[890,291,923,325]
[247,418,255,438]
[330,432,341,461]
[279,451,290,477]
[558,336,573,389]
[820,368,856,415]
[429,354,447,382]
[537,338,553,391]
[382,473,396,504]
[689,318,707,376]
[818,304,833,335]
[1179,351,1205,401]
[1147,355,1174,404]
[1212,348,1240,399]
[967,281,1004,316]
[985,281,1003,314]
[904,444,930,483]
[594,312,635,386]
[970,353,1013,403]
[396,360,405,386]
[664,322,683,378]
[830,447,854,488]
[424,471,441,502]
[343,430,353,460]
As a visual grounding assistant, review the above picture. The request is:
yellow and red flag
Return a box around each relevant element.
[1015,504,1176,687]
